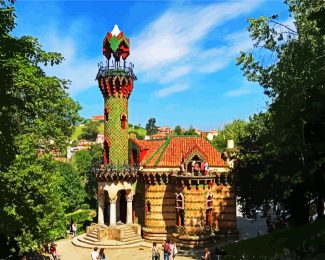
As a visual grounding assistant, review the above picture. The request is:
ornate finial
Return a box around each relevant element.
[111,24,121,36]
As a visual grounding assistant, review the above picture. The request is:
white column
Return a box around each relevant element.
[126,196,133,224]
[98,194,104,225]
[110,198,117,226]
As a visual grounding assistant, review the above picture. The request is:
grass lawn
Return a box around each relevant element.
[222,218,325,259]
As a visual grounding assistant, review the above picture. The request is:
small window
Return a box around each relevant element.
[146,201,151,213]
[206,194,213,226]
[175,193,185,226]
[121,114,127,129]
[104,107,109,121]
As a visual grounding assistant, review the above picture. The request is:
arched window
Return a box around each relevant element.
[104,107,109,121]
[121,114,127,129]
[206,194,213,226]
[175,193,184,226]
[104,141,109,165]
[146,201,151,214]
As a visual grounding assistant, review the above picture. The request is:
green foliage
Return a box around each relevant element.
[174,125,183,135]
[145,117,158,135]
[222,218,325,259]
[79,121,100,141]
[0,0,81,255]
[56,162,87,213]
[235,0,325,225]
[64,205,96,224]
[1,136,67,254]
[71,144,102,209]
[213,119,248,150]
[183,126,199,136]
[129,130,144,140]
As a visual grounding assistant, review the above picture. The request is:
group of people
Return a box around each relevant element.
[91,247,106,260]
[151,239,178,260]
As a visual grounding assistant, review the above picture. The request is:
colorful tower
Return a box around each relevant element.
[97,24,136,166]
[95,25,140,231]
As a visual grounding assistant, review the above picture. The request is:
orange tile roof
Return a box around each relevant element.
[133,136,226,167]
[91,115,104,121]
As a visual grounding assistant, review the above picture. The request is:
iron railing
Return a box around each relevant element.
[96,61,136,80]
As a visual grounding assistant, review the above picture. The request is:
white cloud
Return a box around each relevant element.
[31,21,101,96]
[224,86,253,97]
[131,0,262,97]
[155,84,189,97]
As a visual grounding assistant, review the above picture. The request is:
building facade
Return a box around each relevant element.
[93,25,237,247]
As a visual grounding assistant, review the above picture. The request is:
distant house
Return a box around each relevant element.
[207,129,219,141]
[67,146,89,159]
[96,133,105,144]
[91,115,104,121]
[158,126,172,134]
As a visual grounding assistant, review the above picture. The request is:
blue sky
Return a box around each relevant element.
[14,0,291,131]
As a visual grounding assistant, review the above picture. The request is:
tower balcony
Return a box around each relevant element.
[93,163,140,182]
[96,62,136,80]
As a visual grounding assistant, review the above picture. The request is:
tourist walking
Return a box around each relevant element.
[162,239,171,260]
[152,242,160,260]
[91,247,99,260]
[99,248,106,260]
[201,248,211,260]
[72,222,77,237]
[50,243,58,260]
[169,239,178,260]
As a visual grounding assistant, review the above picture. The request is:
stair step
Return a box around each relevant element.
[87,233,98,239]
[83,236,100,243]
[121,237,143,243]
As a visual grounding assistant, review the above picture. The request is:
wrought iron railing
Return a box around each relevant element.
[96,61,136,79]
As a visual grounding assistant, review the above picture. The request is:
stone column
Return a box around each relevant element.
[98,193,105,225]
[109,197,117,226]
[126,195,133,224]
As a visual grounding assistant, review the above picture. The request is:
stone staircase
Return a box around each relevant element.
[119,225,143,243]
[72,224,147,249]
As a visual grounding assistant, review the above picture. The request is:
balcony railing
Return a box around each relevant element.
[96,61,136,80]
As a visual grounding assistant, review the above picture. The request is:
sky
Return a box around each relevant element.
[14,0,291,131]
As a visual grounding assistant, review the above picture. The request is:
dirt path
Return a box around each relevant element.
[56,239,200,260]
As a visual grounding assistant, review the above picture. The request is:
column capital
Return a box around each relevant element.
[126,194,133,202]
[109,197,117,204]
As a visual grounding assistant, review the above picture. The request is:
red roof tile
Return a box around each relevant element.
[133,136,226,167]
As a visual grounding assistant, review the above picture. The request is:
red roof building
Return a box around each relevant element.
[130,135,226,170]
[91,115,104,121]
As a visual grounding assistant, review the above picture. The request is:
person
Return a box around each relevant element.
[91,247,99,260]
[72,222,77,237]
[169,239,178,260]
[98,248,106,260]
[201,248,211,260]
[152,242,160,260]
[162,239,171,260]
[50,243,58,260]
[204,162,209,175]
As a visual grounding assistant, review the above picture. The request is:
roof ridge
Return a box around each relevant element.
[144,139,166,166]
[154,137,171,167]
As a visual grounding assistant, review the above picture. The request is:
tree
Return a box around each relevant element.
[183,126,199,136]
[235,0,325,225]
[145,117,158,135]
[213,119,248,150]
[174,125,183,135]
[0,0,81,255]
[56,162,87,213]
[71,144,102,210]
[79,121,99,141]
